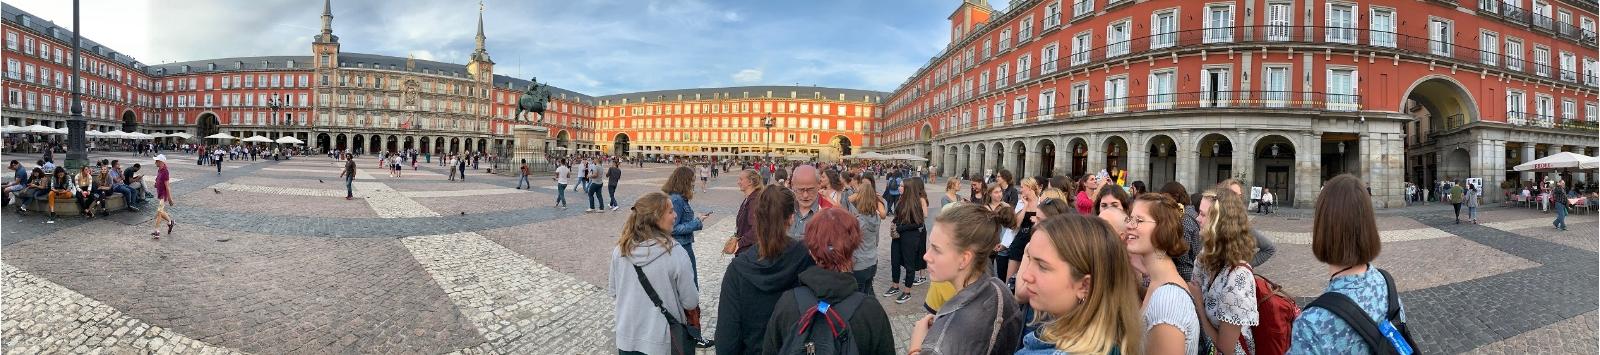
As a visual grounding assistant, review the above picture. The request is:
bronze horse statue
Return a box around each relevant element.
[514,77,552,125]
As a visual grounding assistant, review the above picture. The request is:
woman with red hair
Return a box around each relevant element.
[761,207,894,354]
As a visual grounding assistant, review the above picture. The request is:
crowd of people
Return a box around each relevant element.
[608,160,1420,355]
[2,157,152,224]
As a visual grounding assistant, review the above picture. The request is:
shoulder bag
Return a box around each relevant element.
[631,264,696,355]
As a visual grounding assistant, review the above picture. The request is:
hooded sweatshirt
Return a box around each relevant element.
[714,242,815,355]
[610,238,699,355]
[759,267,895,355]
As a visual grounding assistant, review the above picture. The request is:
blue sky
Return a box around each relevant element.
[8,0,1015,95]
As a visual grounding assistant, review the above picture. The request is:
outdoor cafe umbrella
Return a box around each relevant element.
[124,132,154,140]
[275,136,304,145]
[203,133,237,142]
[0,125,18,134]
[1513,152,1594,172]
[1581,156,1599,170]
[13,124,62,134]
[167,132,194,139]
[241,135,274,143]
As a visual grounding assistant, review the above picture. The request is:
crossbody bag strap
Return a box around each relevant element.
[631,264,683,325]
[1377,268,1401,322]
[1307,292,1396,355]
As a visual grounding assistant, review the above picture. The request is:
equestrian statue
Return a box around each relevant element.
[514,76,552,125]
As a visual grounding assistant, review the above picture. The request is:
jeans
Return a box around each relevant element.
[1452,203,1462,221]
[588,183,604,209]
[608,183,619,207]
[1554,203,1568,229]
[556,184,568,206]
[345,178,354,198]
[517,175,529,189]
[1468,206,1477,221]
[884,194,900,214]
[676,236,698,287]
[852,265,876,295]
[75,190,104,213]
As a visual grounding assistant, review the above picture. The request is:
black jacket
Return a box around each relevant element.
[760,267,895,355]
[715,242,815,355]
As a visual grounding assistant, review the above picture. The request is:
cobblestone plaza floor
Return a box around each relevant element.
[1,152,1595,354]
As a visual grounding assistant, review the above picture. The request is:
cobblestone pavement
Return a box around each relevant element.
[1,153,1595,353]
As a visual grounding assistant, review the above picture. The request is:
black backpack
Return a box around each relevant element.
[1305,268,1420,355]
[777,287,864,355]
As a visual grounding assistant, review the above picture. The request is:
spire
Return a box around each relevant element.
[316,0,339,43]
[470,0,493,64]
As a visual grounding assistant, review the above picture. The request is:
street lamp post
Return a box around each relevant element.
[64,0,87,170]
[762,113,774,161]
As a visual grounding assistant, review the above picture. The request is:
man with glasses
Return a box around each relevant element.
[786,164,834,240]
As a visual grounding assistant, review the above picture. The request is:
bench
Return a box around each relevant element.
[21,185,146,217]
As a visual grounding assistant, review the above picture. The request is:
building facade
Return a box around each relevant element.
[872,0,1599,207]
[592,87,883,161]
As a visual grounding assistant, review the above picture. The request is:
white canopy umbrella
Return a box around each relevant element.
[1513,152,1594,172]
[125,132,154,140]
[785,154,812,162]
[203,133,237,140]
[85,130,110,138]
[1580,156,1599,170]
[0,125,18,134]
[147,132,168,138]
[241,135,274,143]
[52,127,69,135]
[15,124,60,134]
[167,132,195,139]
[887,153,929,162]
[853,151,889,160]
[275,136,304,144]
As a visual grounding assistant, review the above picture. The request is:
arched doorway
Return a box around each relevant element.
[351,135,365,154]
[555,130,571,155]
[1037,139,1056,177]
[975,144,988,178]
[920,124,933,169]
[1068,138,1089,178]
[1103,136,1128,181]
[1146,135,1178,189]
[434,137,445,154]
[450,137,461,154]
[121,110,137,132]
[1254,135,1297,207]
[317,133,331,152]
[403,136,414,150]
[464,138,475,153]
[834,135,852,157]
[386,135,398,153]
[614,133,632,156]
[1012,141,1027,178]
[477,139,487,153]
[420,136,431,154]
[1198,133,1233,186]
[1403,76,1480,132]
[369,135,381,154]
[991,142,1006,175]
[335,134,347,151]
[197,113,220,138]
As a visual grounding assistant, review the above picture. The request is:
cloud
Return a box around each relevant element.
[731,69,762,84]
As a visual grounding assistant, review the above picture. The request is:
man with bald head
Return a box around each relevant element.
[786,164,834,240]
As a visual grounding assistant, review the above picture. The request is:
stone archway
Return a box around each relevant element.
[121,110,137,133]
[1253,134,1297,207]
[1012,141,1027,179]
[1146,134,1178,189]
[614,133,632,156]
[1102,136,1129,181]
[369,135,382,154]
[335,134,347,151]
[435,137,445,155]
[1402,75,1481,131]
[450,137,461,154]
[1068,137,1089,178]
[1037,139,1057,177]
[352,135,365,154]
[975,144,988,178]
[991,141,1006,175]
[1198,133,1234,187]
[317,133,331,152]
[196,112,221,138]
[386,135,399,153]
[834,135,853,157]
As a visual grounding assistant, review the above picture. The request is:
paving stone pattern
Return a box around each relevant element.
[3,263,243,355]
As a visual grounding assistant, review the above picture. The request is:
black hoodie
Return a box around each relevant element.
[759,267,895,355]
[715,242,815,355]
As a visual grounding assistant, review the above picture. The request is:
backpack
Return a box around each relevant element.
[1226,264,1299,355]
[884,177,901,196]
[1305,268,1419,355]
[777,287,864,355]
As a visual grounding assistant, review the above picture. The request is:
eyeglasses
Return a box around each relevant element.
[1124,216,1152,228]
[794,186,820,195]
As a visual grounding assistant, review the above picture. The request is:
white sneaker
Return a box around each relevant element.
[585,208,594,212]
[612,206,620,211]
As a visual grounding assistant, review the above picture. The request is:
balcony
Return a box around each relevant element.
[938,90,1364,134]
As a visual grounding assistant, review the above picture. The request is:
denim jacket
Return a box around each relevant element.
[669,193,702,240]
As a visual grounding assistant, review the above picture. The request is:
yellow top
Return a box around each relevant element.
[923,281,958,313]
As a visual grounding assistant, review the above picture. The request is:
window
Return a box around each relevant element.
[1506,90,1526,121]
[1533,0,1552,29]
[1016,55,1032,81]
[1042,43,1060,73]
[1318,3,1356,43]
[1205,4,1235,43]
[1480,31,1499,66]
[1266,2,1292,41]
[1533,46,1551,77]
[1535,95,1554,125]
[1045,1,1062,28]
[4,32,14,50]
[1151,9,1177,49]
[1019,15,1034,40]
[982,39,992,58]
[1584,58,1598,86]
[979,71,990,93]
[1370,8,1396,47]
[1429,18,1452,56]
[1071,32,1092,65]
[1038,89,1057,118]
[1073,0,1093,17]
[1070,82,1090,115]
[23,37,33,55]
[1326,68,1358,111]
[1012,95,1028,122]
[1148,70,1176,109]
[1562,99,1577,122]
[1505,38,1524,71]
[4,59,18,79]
[991,102,1005,126]
[1107,20,1130,57]
[1584,17,1597,40]
[996,63,1009,87]
[1559,51,1576,81]
[1105,76,1128,113]
[1000,29,1013,50]
[1587,102,1598,122]
[1201,67,1231,107]
[1262,65,1290,107]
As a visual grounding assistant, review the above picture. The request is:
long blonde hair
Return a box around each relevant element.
[1198,188,1256,278]
[618,192,675,253]
[1033,214,1144,355]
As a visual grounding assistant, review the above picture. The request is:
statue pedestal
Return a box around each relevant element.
[513,125,549,169]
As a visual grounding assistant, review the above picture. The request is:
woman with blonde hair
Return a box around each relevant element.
[1004,177,1046,280]
[611,192,703,355]
[905,204,1023,355]
[941,178,964,207]
[847,176,888,294]
[1188,189,1259,355]
[1016,214,1144,354]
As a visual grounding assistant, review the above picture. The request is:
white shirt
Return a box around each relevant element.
[555,165,570,185]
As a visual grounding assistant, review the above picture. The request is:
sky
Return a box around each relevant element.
[7,0,1016,95]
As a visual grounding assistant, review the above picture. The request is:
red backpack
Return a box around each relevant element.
[1236,263,1299,355]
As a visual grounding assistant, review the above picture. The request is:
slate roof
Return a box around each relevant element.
[2,3,145,69]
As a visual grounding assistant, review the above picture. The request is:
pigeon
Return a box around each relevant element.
[459,211,467,216]
[213,188,221,194]
[318,179,324,183]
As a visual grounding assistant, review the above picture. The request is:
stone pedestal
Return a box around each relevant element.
[513,125,548,168]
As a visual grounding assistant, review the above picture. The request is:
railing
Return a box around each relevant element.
[936,90,1360,136]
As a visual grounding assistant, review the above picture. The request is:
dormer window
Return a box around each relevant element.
[208,63,216,71]
[235,61,243,69]
[181,65,190,73]
[261,60,269,68]
[286,60,295,68]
